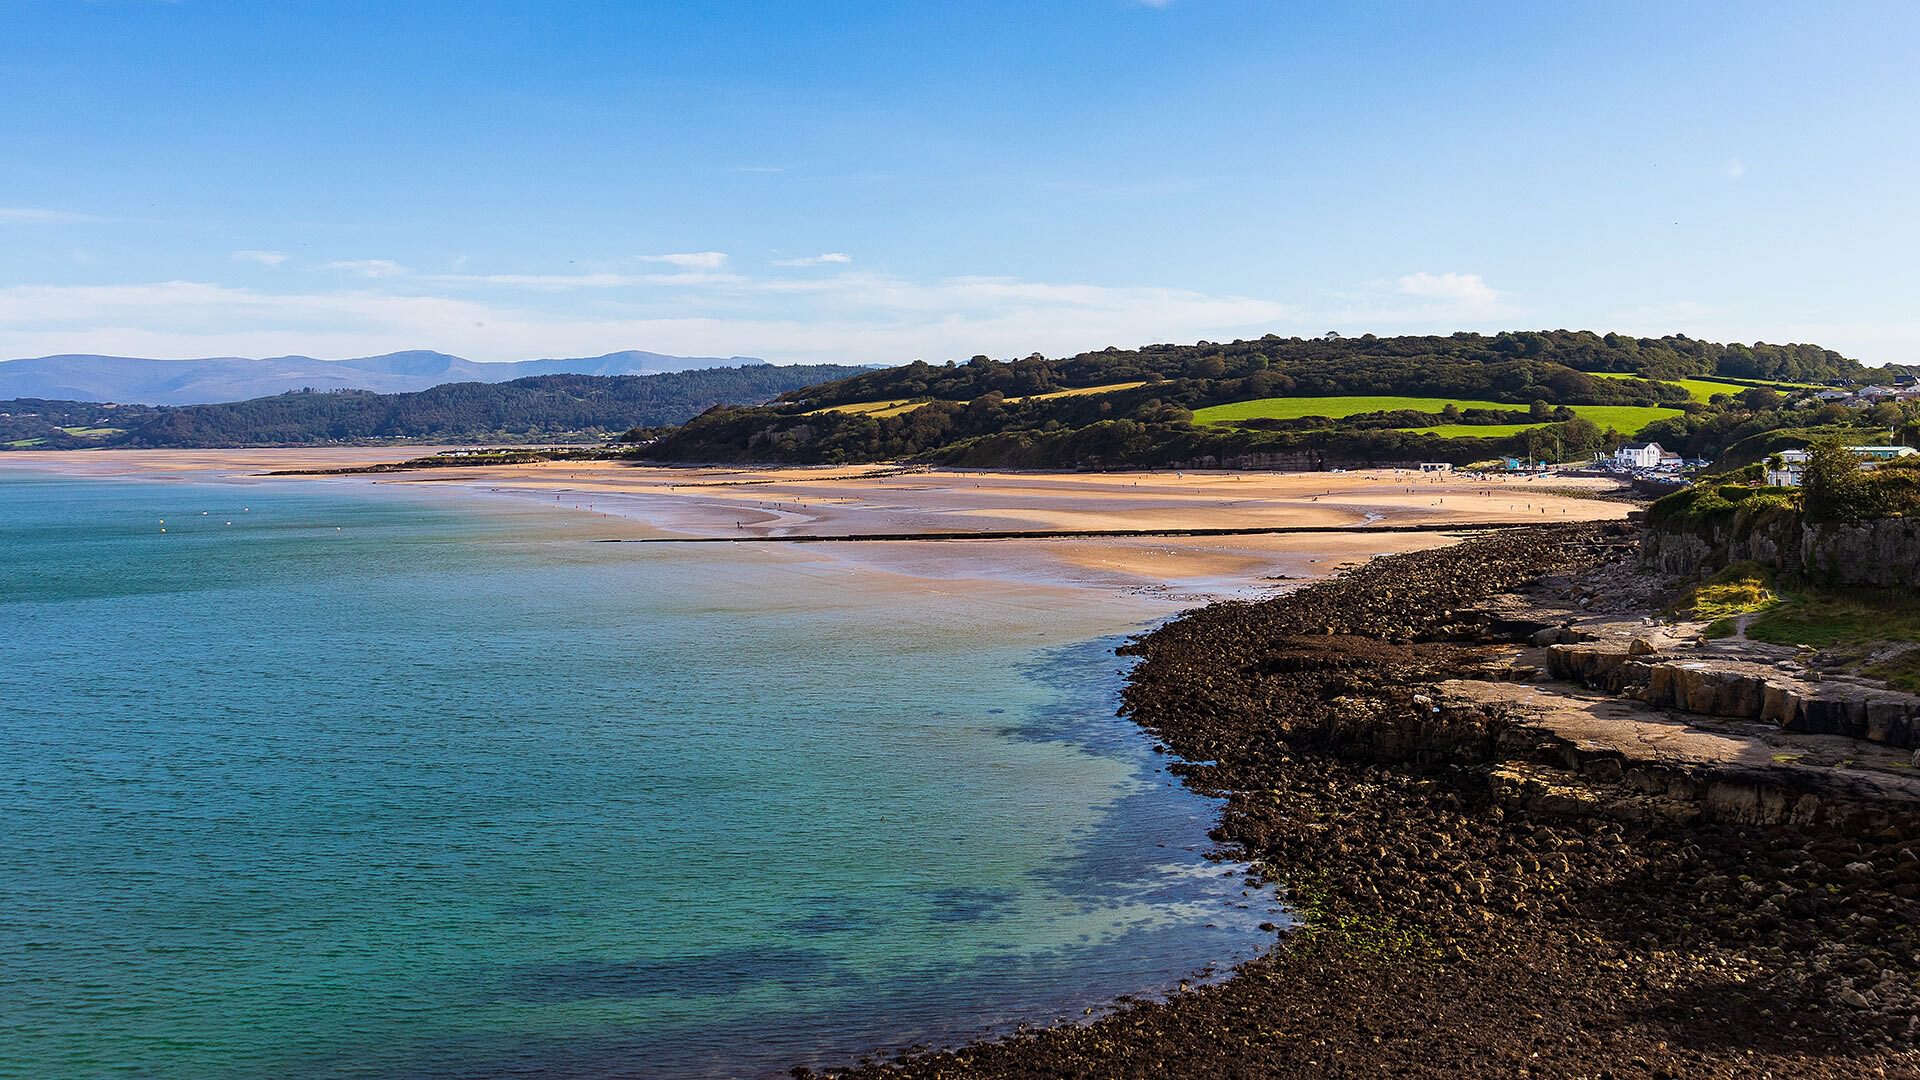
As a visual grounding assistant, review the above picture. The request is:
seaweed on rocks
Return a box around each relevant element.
[811,523,1920,1079]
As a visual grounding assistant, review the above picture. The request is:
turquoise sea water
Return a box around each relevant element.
[0,472,1277,1079]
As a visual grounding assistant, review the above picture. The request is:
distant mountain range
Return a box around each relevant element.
[1,365,877,450]
[0,349,766,406]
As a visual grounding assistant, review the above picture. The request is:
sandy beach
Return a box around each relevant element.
[0,449,1636,604]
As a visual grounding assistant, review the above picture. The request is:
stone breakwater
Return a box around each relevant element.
[813,523,1920,1079]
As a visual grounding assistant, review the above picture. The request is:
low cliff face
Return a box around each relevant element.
[1642,508,1920,588]
[1800,517,1920,587]
[1547,644,1920,751]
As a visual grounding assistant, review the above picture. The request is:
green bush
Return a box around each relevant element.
[1802,437,1876,522]
[1648,486,1738,525]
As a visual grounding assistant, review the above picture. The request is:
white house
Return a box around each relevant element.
[1614,441,1664,468]
[1765,449,1809,487]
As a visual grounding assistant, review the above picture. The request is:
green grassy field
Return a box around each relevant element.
[1004,380,1148,404]
[806,398,926,418]
[814,380,1149,419]
[1559,404,1685,432]
[1591,372,1750,403]
[1590,371,1821,403]
[4,438,46,448]
[1195,395,1680,438]
[1396,423,1539,438]
[57,426,125,437]
[1193,395,1520,425]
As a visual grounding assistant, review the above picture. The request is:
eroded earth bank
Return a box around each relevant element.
[813,522,1920,1079]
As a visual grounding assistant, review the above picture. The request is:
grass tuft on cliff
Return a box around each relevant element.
[1745,587,1920,691]
[1747,588,1920,649]
[1679,561,1777,625]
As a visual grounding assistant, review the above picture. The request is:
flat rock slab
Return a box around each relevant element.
[1438,679,1920,810]
[1543,644,1920,749]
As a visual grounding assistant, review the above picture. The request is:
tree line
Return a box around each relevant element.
[0,365,873,449]
[644,331,1866,469]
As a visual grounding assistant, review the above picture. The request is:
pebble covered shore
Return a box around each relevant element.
[811,523,1920,1078]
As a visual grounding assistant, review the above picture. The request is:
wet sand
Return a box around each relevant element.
[0,449,1635,604]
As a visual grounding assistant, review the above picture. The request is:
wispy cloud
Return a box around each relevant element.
[0,263,1556,368]
[231,249,290,267]
[319,258,409,279]
[0,206,100,225]
[1725,157,1747,180]
[8,262,1910,367]
[0,272,1300,365]
[431,272,646,289]
[634,251,729,270]
[1396,271,1498,308]
[773,252,853,267]
[426,270,747,289]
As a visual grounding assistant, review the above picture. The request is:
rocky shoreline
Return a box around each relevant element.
[808,523,1920,1078]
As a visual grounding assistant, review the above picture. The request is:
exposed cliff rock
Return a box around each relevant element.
[1643,507,1920,588]
[1547,644,1920,749]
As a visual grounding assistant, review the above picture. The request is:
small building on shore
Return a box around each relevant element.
[1614,441,1664,469]
[1418,462,1452,473]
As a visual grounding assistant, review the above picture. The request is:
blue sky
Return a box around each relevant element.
[2,0,1916,364]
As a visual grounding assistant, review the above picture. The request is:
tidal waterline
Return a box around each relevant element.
[0,472,1279,1079]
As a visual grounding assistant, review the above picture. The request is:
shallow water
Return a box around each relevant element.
[0,472,1278,1078]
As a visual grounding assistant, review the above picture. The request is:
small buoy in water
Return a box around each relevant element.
[225,521,232,525]
[201,511,209,516]
[159,528,166,533]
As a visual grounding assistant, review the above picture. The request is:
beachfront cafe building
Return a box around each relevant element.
[1614,441,1665,469]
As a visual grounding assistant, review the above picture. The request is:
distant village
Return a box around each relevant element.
[1581,373,1920,487]
[1596,439,1917,487]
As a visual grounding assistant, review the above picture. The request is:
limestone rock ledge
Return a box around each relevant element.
[1546,643,1920,749]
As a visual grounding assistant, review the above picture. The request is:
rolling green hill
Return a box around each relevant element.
[1589,372,1823,404]
[1192,395,1520,425]
[642,330,1870,469]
